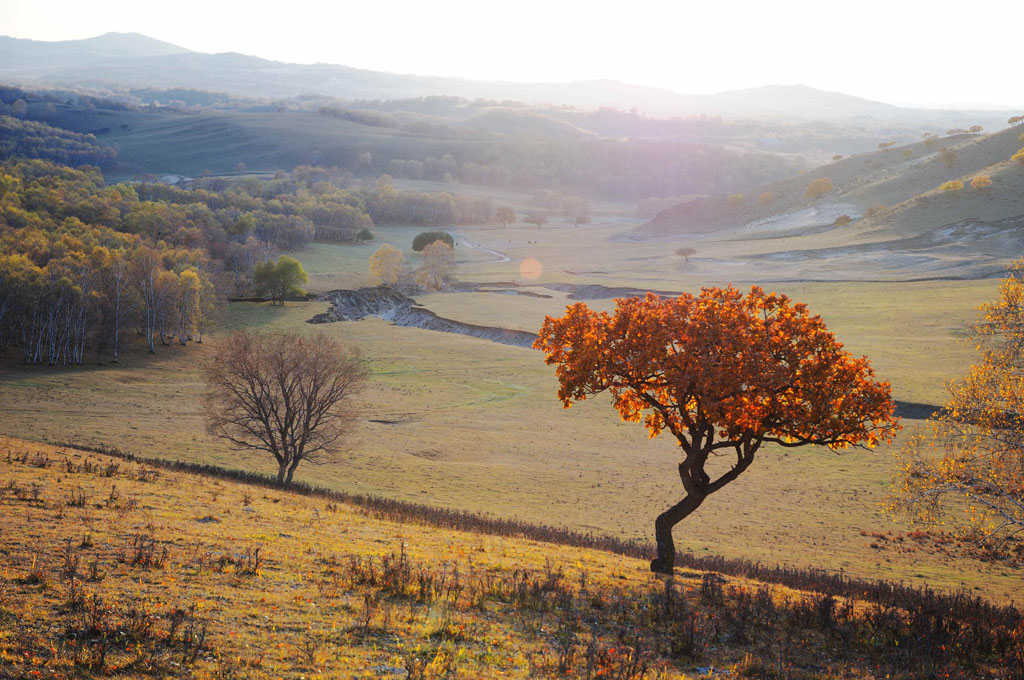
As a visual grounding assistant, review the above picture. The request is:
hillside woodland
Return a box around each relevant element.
[0,85,809,201]
[0,155,516,365]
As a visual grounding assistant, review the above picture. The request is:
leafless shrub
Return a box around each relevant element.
[65,486,87,508]
[61,538,80,579]
[116,534,168,569]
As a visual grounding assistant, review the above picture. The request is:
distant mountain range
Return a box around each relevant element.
[0,32,1015,123]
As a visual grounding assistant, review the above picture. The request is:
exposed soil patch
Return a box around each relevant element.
[458,281,681,300]
[310,287,538,348]
[411,448,445,460]
[392,306,538,347]
[742,215,1024,280]
[310,287,409,321]
[454,282,552,298]
[455,237,511,262]
[474,288,552,298]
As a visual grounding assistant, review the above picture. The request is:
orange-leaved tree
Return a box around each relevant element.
[535,287,899,574]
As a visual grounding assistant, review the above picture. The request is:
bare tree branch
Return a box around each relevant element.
[204,330,367,484]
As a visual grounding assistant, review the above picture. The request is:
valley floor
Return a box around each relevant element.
[0,191,1019,605]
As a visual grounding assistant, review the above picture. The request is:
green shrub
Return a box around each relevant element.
[412,231,454,252]
[254,256,308,304]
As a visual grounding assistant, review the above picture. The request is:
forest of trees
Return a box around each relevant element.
[0,116,117,169]
[0,156,523,365]
[0,160,224,364]
[379,138,798,202]
[2,83,805,204]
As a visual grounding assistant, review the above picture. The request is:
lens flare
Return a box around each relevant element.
[519,258,543,280]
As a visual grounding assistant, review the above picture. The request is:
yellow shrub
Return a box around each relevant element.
[804,177,833,200]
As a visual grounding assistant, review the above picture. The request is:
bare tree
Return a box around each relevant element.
[103,249,136,362]
[204,330,367,484]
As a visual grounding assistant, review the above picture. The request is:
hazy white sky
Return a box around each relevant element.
[1,0,1018,108]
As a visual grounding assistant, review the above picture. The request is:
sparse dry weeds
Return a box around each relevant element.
[2,438,1023,679]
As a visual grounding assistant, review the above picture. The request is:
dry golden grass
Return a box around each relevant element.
[0,168,1018,612]
[641,125,1024,242]
[0,273,1016,603]
[0,437,658,678]
[3,438,1020,680]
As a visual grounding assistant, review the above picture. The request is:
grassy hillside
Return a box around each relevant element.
[642,126,1023,239]
[2,438,1021,679]
[1,249,1016,602]
[100,110,487,177]
[0,87,805,200]
[1,149,1019,614]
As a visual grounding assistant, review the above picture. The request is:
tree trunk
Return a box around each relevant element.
[285,459,301,484]
[650,494,705,574]
[276,463,288,485]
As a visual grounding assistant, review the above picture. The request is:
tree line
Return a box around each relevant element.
[364,177,496,226]
[187,171,506,238]
[0,158,525,365]
[377,138,800,202]
[0,116,117,169]
[0,160,226,364]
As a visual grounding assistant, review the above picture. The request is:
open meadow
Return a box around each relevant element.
[1,195,1016,602]
[3,15,1024,680]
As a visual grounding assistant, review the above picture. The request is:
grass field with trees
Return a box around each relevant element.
[2,52,1024,678]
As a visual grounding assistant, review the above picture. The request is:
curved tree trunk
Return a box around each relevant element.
[276,463,288,484]
[650,442,757,574]
[650,494,705,574]
[285,457,302,484]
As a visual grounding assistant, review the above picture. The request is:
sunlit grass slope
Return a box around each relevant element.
[643,125,1024,239]
[2,438,1021,679]
[0,275,1019,603]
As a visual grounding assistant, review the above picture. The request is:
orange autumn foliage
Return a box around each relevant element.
[535,286,900,573]
[536,286,898,451]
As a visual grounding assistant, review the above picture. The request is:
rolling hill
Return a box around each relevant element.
[0,31,191,67]
[645,127,1013,229]
[0,95,807,201]
[634,125,1024,280]
[1,32,1018,125]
